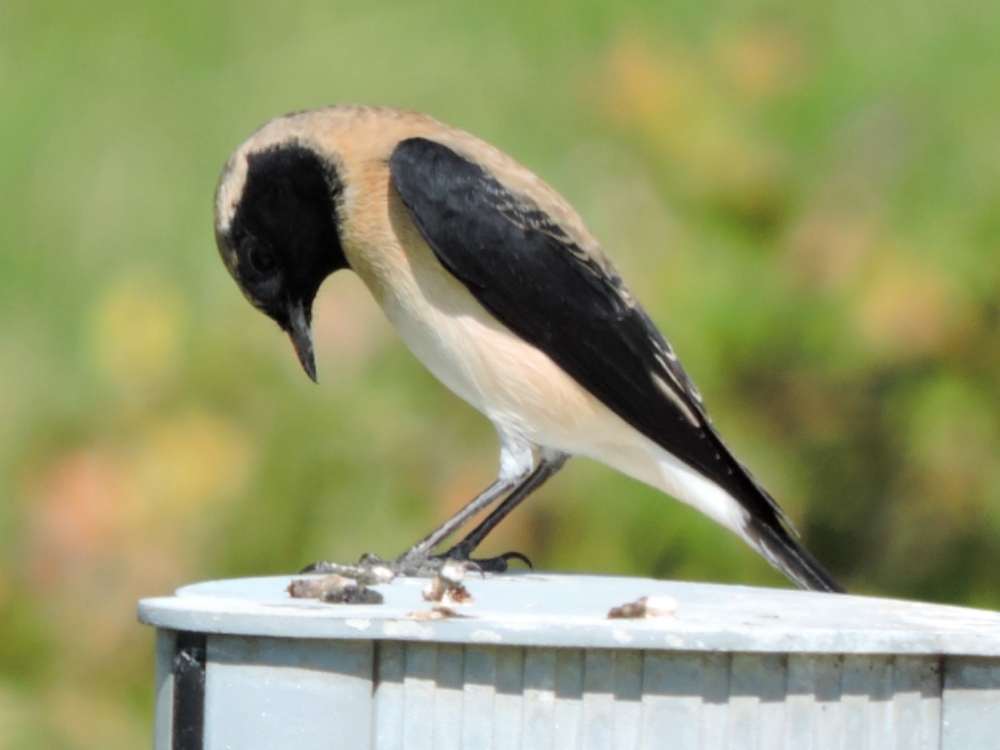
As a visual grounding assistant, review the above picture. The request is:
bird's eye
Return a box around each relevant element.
[244,241,277,276]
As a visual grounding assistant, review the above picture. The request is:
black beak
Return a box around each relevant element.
[286,301,318,383]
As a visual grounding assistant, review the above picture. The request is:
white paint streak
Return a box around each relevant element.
[383,621,434,639]
[613,629,634,644]
[471,629,504,644]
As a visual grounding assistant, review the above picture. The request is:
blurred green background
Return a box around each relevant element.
[3,0,1000,745]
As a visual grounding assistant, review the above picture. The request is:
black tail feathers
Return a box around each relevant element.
[745,516,844,593]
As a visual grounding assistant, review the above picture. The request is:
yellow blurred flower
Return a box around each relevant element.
[785,210,877,293]
[132,409,254,516]
[602,39,689,131]
[89,273,188,392]
[715,24,811,98]
[600,35,787,216]
[855,254,955,358]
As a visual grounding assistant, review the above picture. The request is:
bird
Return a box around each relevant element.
[213,105,842,592]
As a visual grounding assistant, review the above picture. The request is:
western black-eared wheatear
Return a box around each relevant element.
[214,106,841,592]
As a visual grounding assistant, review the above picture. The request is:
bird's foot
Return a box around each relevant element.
[302,553,398,585]
[293,548,531,606]
[302,546,532,582]
[396,543,533,577]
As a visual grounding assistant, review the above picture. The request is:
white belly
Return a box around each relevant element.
[377,260,603,447]
[348,227,750,539]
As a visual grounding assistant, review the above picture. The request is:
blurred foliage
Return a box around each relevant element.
[3,0,1000,745]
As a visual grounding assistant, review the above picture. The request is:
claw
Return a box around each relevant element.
[433,548,533,574]
[464,550,532,573]
[498,550,533,570]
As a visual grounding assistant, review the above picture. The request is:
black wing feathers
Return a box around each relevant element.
[390,139,744,496]
[389,138,841,592]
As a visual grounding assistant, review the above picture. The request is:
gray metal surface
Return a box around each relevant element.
[140,572,1000,655]
[205,635,373,748]
[941,657,1000,750]
[153,630,173,750]
[139,574,1000,749]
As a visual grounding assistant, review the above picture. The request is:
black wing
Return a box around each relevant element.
[389,138,841,592]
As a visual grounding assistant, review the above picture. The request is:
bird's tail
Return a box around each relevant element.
[743,516,843,593]
[627,439,843,592]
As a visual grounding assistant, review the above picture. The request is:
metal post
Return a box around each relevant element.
[139,573,1000,749]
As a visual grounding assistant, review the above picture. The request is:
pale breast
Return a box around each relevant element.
[322,107,642,455]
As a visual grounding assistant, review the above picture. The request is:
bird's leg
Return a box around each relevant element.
[391,474,522,575]
[393,434,539,576]
[307,438,556,579]
[438,450,569,572]
[302,475,516,578]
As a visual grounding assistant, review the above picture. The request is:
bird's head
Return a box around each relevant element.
[213,129,348,382]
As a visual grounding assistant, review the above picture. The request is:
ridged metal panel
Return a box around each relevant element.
[941,657,1000,750]
[140,575,1000,749]
[366,642,946,750]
